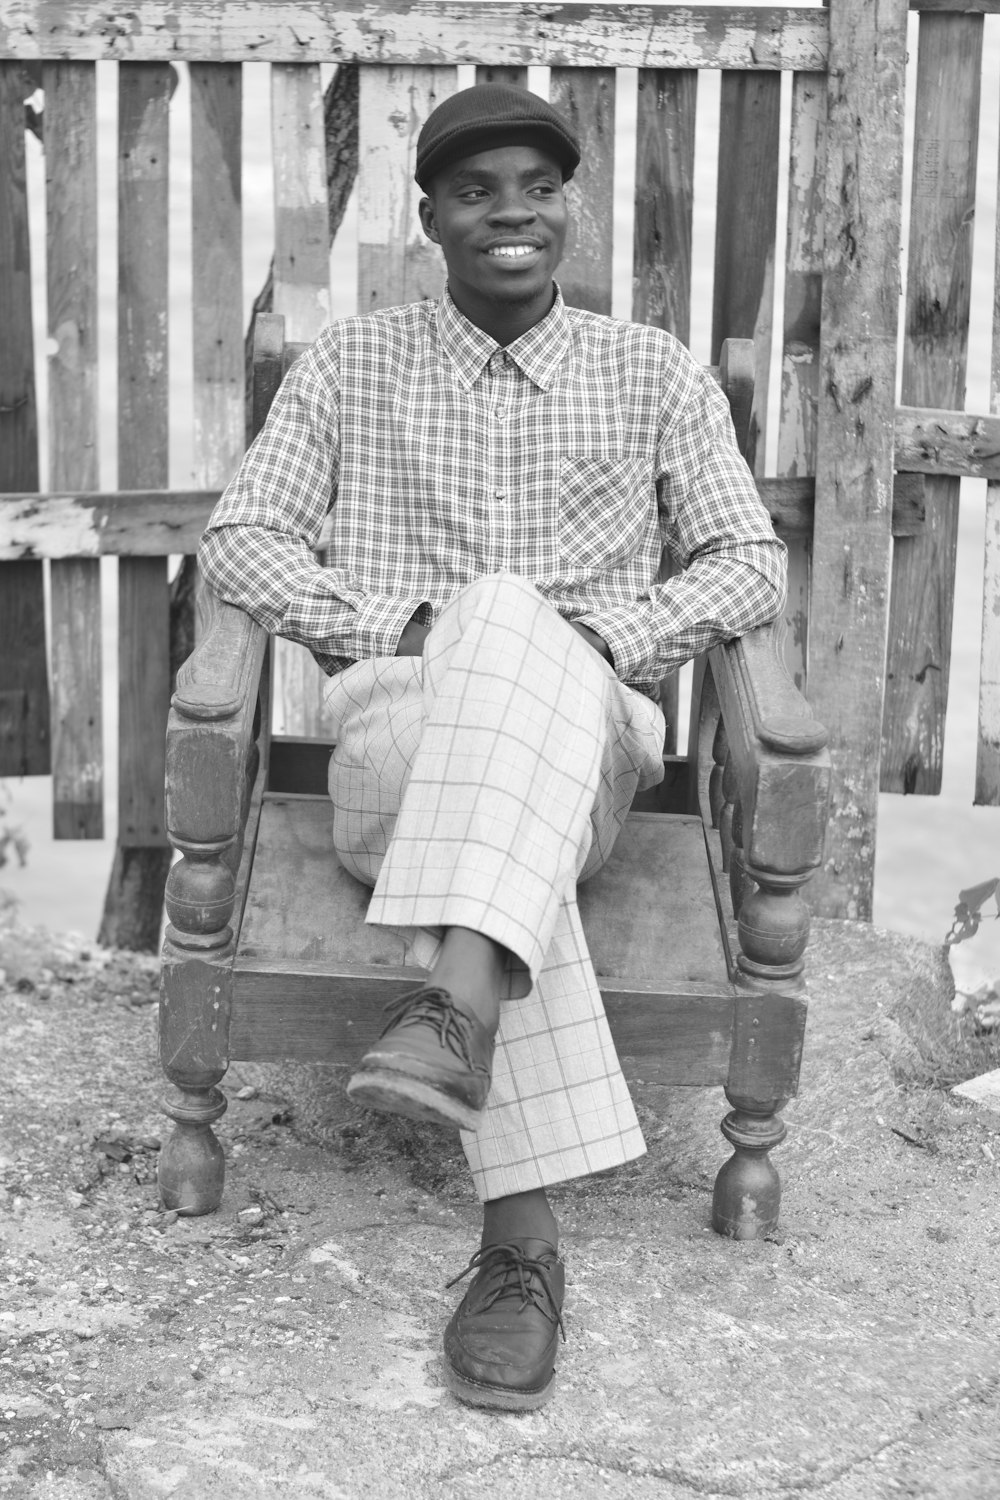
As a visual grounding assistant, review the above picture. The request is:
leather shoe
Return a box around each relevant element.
[443,1238,565,1410]
[346,985,494,1132]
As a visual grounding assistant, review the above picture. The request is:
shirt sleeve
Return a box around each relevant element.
[198,330,429,671]
[574,359,786,688]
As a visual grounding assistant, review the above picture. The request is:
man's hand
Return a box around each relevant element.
[395,618,431,656]
[570,620,613,665]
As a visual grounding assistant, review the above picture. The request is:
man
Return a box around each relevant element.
[200,83,785,1412]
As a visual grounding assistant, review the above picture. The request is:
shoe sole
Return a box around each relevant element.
[346,1068,483,1133]
[444,1361,556,1412]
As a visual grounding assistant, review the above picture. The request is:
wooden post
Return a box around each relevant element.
[881,11,983,795]
[807,0,907,918]
[99,63,174,951]
[976,97,1000,805]
[45,61,103,839]
[0,61,50,778]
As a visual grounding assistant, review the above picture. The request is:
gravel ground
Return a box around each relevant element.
[1,909,999,1500]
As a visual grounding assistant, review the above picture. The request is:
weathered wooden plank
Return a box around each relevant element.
[0,471,930,559]
[190,62,243,488]
[882,12,982,795]
[271,63,329,343]
[777,68,826,694]
[475,65,528,86]
[550,68,615,315]
[269,63,340,741]
[0,62,50,778]
[976,112,1000,805]
[190,61,241,685]
[114,62,172,853]
[911,1,1000,10]
[894,406,1000,479]
[358,63,454,312]
[807,0,907,919]
[632,67,697,750]
[711,71,781,474]
[0,490,220,557]
[0,4,830,70]
[759,473,926,539]
[44,61,103,838]
[632,68,697,344]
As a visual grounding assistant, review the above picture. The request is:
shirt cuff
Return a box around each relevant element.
[350,593,433,659]
[573,608,658,685]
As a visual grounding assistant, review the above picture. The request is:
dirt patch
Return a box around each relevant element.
[1,911,999,1499]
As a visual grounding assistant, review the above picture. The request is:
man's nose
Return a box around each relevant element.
[488,189,536,223]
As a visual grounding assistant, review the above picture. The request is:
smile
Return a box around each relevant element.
[485,244,541,259]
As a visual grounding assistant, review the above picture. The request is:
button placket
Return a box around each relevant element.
[495,358,515,566]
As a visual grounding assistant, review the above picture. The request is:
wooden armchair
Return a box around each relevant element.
[158,318,830,1240]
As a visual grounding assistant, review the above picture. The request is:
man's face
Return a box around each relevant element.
[419,142,569,341]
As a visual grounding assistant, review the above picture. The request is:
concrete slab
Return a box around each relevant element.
[953,1067,1000,1113]
[1,916,999,1499]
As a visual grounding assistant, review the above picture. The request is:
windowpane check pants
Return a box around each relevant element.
[325,573,666,1202]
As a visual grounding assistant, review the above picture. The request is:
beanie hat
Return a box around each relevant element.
[415,83,580,189]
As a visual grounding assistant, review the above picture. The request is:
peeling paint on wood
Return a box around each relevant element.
[778,68,826,698]
[45,61,104,839]
[271,63,340,742]
[0,61,51,779]
[807,0,907,919]
[712,71,781,475]
[894,405,1000,480]
[975,113,1000,806]
[0,3,830,70]
[882,11,983,797]
[115,64,172,858]
[552,67,616,316]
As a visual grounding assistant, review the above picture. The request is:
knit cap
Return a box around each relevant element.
[415,83,580,189]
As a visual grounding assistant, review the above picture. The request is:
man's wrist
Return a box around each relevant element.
[395,613,431,656]
[569,620,613,665]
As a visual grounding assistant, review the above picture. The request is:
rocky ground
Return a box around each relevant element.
[1,909,999,1500]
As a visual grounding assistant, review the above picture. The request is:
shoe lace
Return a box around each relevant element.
[379,986,489,1075]
[446,1242,566,1341]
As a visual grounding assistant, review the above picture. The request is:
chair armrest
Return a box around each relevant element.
[165,591,269,849]
[710,618,830,878]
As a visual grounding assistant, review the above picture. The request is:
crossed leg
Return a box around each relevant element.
[325,573,665,1408]
[326,572,665,1198]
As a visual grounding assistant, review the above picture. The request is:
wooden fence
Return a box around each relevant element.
[1,0,999,941]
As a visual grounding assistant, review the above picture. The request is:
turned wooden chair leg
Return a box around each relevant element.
[712,1090,787,1238]
[712,787,810,1239]
[157,839,236,1215]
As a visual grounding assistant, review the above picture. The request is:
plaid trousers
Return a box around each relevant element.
[325,572,666,1201]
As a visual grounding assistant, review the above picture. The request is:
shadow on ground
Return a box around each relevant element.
[1,916,998,1499]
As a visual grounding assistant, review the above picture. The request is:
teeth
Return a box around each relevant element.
[487,245,537,258]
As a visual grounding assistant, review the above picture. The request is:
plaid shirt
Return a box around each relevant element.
[200,287,785,696]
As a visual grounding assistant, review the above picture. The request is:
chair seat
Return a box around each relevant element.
[229,796,737,1085]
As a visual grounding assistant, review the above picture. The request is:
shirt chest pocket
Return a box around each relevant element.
[558,455,651,572]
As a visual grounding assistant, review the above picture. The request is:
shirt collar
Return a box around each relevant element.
[436,284,572,392]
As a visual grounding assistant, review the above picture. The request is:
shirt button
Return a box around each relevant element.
[494,489,507,502]
[496,408,507,422]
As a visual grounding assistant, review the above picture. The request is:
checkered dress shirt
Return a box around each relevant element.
[200,286,786,696]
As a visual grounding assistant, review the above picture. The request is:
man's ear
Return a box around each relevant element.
[418,195,439,244]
